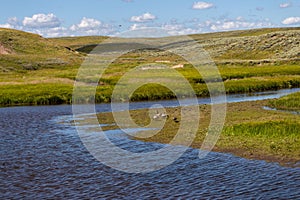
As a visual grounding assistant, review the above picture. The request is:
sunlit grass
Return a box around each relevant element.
[0,83,73,105]
[268,92,300,111]
[221,120,300,159]
[0,64,300,105]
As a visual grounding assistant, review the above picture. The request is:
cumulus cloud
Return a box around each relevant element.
[206,18,273,32]
[0,12,279,38]
[192,1,214,10]
[0,23,14,29]
[0,17,21,29]
[128,22,200,36]
[162,24,200,35]
[70,17,115,36]
[42,27,69,37]
[279,2,291,8]
[0,14,118,37]
[70,17,101,30]
[282,17,300,25]
[7,17,20,26]
[129,23,148,30]
[22,13,61,28]
[130,12,156,22]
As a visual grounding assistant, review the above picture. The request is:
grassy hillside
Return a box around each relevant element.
[49,27,300,65]
[1,27,299,71]
[0,28,82,72]
[0,27,299,106]
[190,27,300,64]
[49,36,108,50]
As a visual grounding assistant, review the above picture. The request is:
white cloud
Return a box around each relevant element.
[192,1,214,10]
[282,17,300,25]
[0,17,21,29]
[1,14,117,37]
[0,23,14,29]
[22,13,61,28]
[0,12,278,38]
[42,27,69,37]
[130,12,156,22]
[129,23,148,30]
[7,17,20,26]
[70,17,101,30]
[162,23,201,35]
[70,17,115,36]
[207,19,273,32]
[279,2,291,8]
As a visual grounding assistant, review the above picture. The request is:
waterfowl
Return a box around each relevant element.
[161,113,169,118]
[153,114,160,120]
[173,117,179,123]
[153,111,169,120]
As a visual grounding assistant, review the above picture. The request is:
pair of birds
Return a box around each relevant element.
[152,111,179,123]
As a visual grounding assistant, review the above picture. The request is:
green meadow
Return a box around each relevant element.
[1,27,300,106]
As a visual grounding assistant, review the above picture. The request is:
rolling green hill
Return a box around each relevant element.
[0,27,299,106]
[55,27,300,66]
[1,27,299,72]
[190,27,300,64]
[0,28,82,72]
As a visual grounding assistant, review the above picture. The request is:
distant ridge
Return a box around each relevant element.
[0,27,299,72]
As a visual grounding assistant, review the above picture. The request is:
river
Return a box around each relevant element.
[1,88,300,199]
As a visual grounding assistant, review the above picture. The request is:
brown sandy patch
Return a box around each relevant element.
[0,43,13,55]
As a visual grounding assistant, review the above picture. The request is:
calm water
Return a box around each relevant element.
[1,89,300,199]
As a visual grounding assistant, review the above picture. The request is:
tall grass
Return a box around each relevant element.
[223,121,300,137]
[0,84,73,106]
[221,120,300,157]
[224,76,300,93]
[1,72,299,106]
[268,92,300,111]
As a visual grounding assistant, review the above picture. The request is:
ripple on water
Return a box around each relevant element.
[1,89,300,199]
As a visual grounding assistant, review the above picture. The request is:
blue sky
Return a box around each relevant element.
[1,0,299,37]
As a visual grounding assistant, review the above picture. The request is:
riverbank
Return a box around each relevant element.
[1,64,300,106]
[96,94,300,167]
